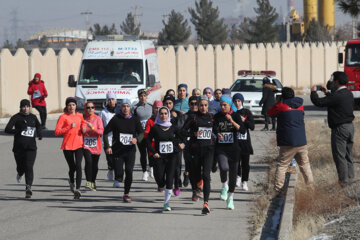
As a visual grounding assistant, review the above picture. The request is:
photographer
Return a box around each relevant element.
[310,71,355,186]
[268,87,314,193]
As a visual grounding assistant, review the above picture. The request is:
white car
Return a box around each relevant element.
[230,71,283,117]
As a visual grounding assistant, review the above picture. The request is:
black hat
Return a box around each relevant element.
[163,94,175,104]
[20,99,30,108]
[65,97,77,106]
[189,96,200,105]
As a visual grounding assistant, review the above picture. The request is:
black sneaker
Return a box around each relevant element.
[119,176,124,182]
[201,203,210,215]
[74,189,81,200]
[183,172,189,187]
[261,127,269,131]
[25,185,32,199]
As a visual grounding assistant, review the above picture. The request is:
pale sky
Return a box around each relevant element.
[0,0,353,44]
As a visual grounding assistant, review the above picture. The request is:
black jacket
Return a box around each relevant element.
[5,112,42,152]
[259,84,277,115]
[310,87,354,129]
[234,108,255,155]
[268,97,307,146]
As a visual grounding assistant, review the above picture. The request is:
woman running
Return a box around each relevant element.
[5,99,42,198]
[82,101,104,191]
[146,107,185,211]
[55,97,84,199]
[213,96,245,210]
[182,95,214,214]
[103,99,143,203]
[144,100,163,191]
[233,93,255,191]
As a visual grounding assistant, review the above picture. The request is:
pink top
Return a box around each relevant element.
[55,112,84,150]
[82,114,104,155]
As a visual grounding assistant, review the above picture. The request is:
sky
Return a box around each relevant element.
[0,0,354,44]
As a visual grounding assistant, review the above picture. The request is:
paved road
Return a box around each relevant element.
[0,120,274,240]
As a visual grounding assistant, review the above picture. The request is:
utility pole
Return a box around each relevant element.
[132,6,143,33]
[81,11,92,42]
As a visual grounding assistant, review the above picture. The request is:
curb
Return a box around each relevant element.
[0,113,63,125]
[278,172,298,240]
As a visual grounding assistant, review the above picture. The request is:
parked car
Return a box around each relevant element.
[230,70,283,117]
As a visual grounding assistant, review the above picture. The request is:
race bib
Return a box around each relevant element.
[119,133,133,145]
[21,127,35,137]
[237,132,248,140]
[159,141,173,154]
[33,90,41,99]
[84,137,97,147]
[197,127,212,140]
[218,132,234,144]
[141,120,147,130]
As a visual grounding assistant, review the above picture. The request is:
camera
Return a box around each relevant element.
[316,85,324,91]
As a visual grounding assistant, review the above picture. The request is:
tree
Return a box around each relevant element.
[120,12,140,35]
[304,19,331,42]
[39,35,49,49]
[158,10,191,45]
[238,0,279,43]
[89,23,118,36]
[334,23,353,41]
[188,0,227,44]
[15,38,25,49]
[229,24,241,41]
[337,0,360,38]
[2,40,13,49]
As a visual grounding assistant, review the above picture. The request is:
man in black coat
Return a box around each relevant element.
[311,71,355,186]
[259,77,277,131]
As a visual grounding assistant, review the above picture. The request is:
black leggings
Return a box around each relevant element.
[190,146,214,202]
[14,150,36,186]
[238,154,250,182]
[63,148,83,189]
[114,150,136,194]
[264,115,276,129]
[153,154,177,189]
[34,106,47,127]
[137,140,148,172]
[105,153,114,171]
[217,153,239,193]
[174,151,183,188]
[83,149,100,182]
[183,146,192,173]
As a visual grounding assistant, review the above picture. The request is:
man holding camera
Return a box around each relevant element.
[311,71,355,186]
[268,87,314,192]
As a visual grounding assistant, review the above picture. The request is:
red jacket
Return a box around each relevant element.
[27,73,48,107]
[144,116,156,157]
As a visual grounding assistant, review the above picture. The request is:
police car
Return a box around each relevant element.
[230,70,283,117]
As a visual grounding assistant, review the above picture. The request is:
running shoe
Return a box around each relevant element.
[123,194,131,203]
[107,170,114,181]
[173,188,181,196]
[85,181,92,190]
[183,172,189,187]
[91,182,97,191]
[220,186,228,201]
[202,202,210,215]
[68,179,75,193]
[16,174,23,183]
[149,167,154,178]
[196,188,203,198]
[113,180,121,188]
[74,189,81,200]
[226,196,234,210]
[197,179,203,189]
[25,185,32,199]
[158,187,165,193]
[163,203,171,211]
[119,175,124,182]
[192,191,199,201]
[142,171,149,181]
[242,181,249,191]
[236,176,242,187]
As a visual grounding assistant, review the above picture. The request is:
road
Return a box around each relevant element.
[0,120,274,240]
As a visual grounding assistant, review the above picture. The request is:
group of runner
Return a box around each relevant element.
[5,84,255,215]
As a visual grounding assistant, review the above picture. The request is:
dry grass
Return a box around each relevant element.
[291,119,360,239]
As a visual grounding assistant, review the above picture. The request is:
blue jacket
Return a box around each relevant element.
[174,98,189,113]
[268,97,307,146]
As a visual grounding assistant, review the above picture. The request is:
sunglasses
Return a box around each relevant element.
[86,106,95,109]
[190,102,197,106]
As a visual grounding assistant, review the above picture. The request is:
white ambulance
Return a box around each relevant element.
[68,40,161,110]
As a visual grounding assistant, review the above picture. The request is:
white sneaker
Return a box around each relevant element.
[68,179,75,193]
[142,171,149,181]
[149,167,154,178]
[236,176,241,187]
[16,174,22,183]
[242,181,249,191]
[107,170,114,181]
[113,180,121,188]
